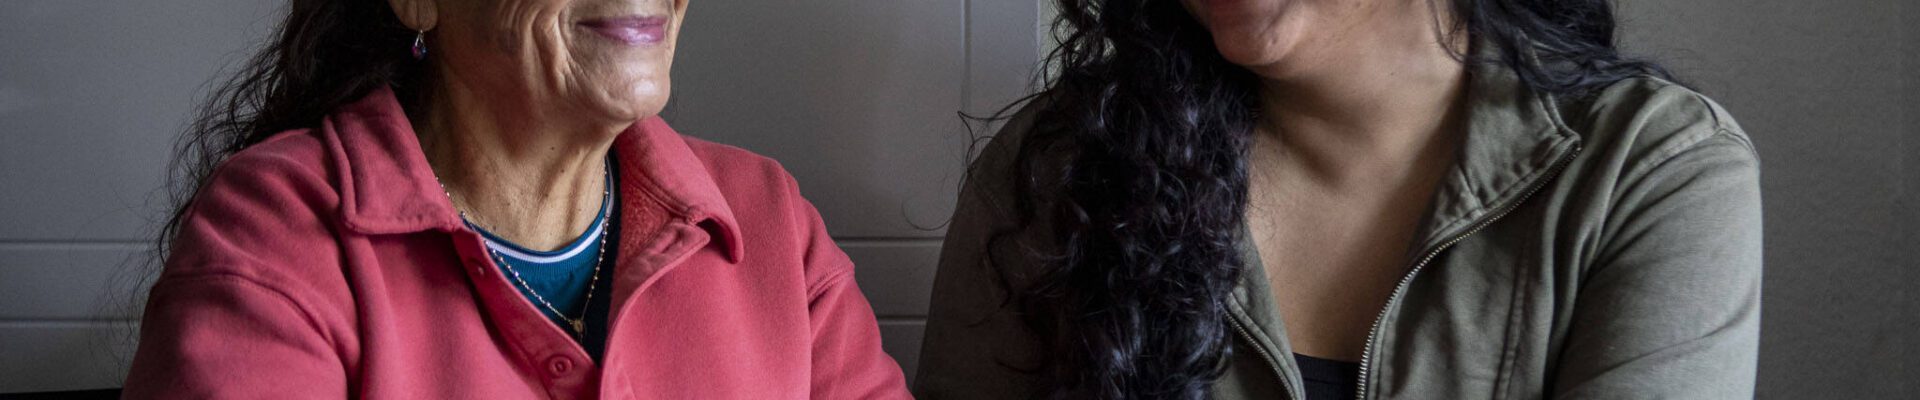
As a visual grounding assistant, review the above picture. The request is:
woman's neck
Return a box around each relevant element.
[415,76,624,251]
[1251,8,1468,193]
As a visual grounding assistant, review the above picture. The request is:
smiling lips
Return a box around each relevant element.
[580,16,669,46]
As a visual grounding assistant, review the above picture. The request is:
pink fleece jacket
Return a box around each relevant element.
[124,87,911,399]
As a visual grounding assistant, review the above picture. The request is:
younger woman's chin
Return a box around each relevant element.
[1213,42,1281,70]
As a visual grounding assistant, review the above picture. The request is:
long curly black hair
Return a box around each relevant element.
[994,0,1673,398]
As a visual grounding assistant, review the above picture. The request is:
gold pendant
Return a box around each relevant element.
[570,319,585,334]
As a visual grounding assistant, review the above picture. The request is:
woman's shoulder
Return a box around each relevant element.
[961,98,1055,203]
[670,134,835,245]
[167,128,342,277]
[678,135,802,203]
[152,128,357,350]
[1564,76,1759,173]
[190,128,339,217]
[681,135,785,178]
[673,134,859,280]
[1550,77,1763,255]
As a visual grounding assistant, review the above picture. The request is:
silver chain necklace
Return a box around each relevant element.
[435,165,611,338]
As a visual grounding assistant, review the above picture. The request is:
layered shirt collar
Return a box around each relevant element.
[1409,47,1584,253]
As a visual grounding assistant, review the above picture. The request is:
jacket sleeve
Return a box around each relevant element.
[787,174,913,400]
[124,143,350,399]
[1551,131,1764,398]
[124,274,348,399]
[913,106,1049,399]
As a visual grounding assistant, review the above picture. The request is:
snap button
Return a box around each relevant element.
[549,357,574,375]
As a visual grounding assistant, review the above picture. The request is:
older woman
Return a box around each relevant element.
[125,0,908,398]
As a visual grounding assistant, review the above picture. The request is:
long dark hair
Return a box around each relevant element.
[155,1,419,264]
[994,0,1673,398]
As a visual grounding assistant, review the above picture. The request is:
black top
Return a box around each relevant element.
[1294,353,1359,400]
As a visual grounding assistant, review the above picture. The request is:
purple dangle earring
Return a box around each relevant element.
[411,30,428,60]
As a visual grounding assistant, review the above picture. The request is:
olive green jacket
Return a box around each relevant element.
[913,59,1763,399]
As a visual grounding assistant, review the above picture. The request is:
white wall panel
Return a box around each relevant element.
[664,0,973,238]
[0,244,148,320]
[0,0,279,241]
[843,240,942,318]
[877,320,927,386]
[0,323,138,393]
[967,0,1044,115]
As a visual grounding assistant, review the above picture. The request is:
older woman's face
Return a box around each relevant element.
[429,0,688,123]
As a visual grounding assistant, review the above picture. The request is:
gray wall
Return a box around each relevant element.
[0,0,1912,397]
[1,0,284,392]
[661,0,1040,388]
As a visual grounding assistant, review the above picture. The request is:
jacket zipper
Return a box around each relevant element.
[1353,143,1583,400]
[1229,314,1298,400]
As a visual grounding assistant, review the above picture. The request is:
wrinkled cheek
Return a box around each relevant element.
[533,25,575,92]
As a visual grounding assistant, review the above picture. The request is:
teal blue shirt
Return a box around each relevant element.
[466,163,618,359]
